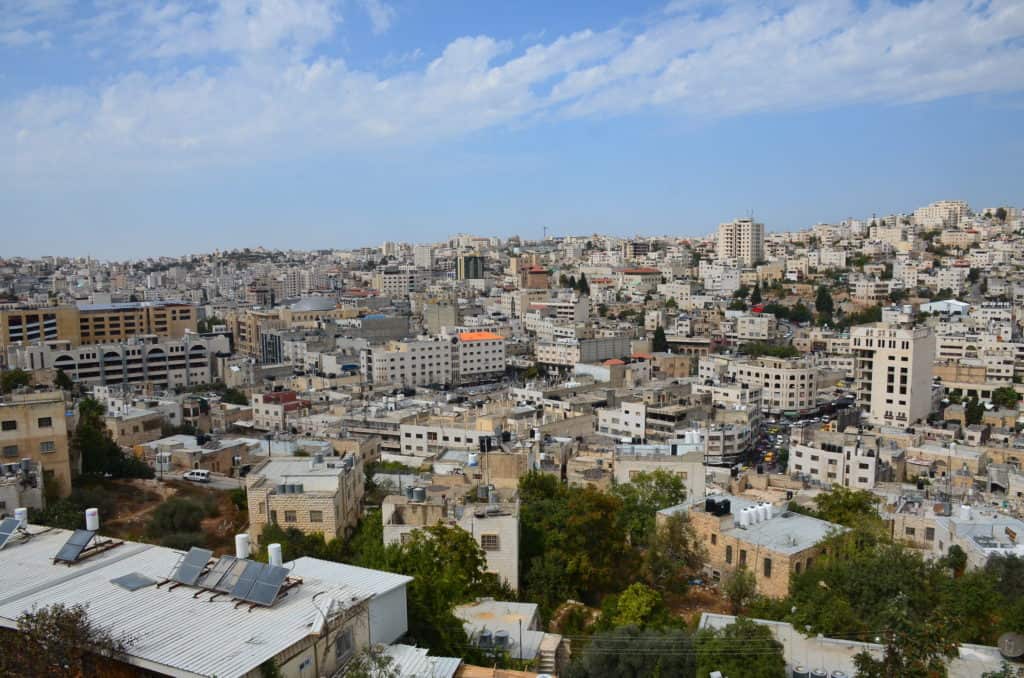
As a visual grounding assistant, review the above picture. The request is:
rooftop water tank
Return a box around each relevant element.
[468,453,479,467]
[810,670,828,678]
[477,485,490,501]
[792,668,809,678]
[412,487,427,502]
[405,485,415,499]
[85,508,100,531]
[479,630,493,647]
[960,504,972,521]
[494,630,510,647]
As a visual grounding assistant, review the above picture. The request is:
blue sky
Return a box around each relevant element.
[2,0,1023,259]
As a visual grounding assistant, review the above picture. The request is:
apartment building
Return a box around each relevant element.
[8,334,229,389]
[851,323,936,425]
[614,432,706,502]
[727,356,820,416]
[382,492,520,591]
[0,301,197,358]
[535,336,631,368]
[373,266,431,297]
[453,331,506,384]
[361,332,506,387]
[246,454,364,545]
[659,494,841,597]
[789,426,880,490]
[456,254,485,280]
[0,390,72,498]
[913,200,970,229]
[252,391,312,432]
[717,218,765,266]
[851,277,892,305]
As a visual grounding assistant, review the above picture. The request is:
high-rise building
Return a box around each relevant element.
[413,245,434,269]
[717,218,765,266]
[851,323,936,425]
[456,253,485,280]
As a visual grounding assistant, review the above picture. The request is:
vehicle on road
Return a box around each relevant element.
[183,469,211,483]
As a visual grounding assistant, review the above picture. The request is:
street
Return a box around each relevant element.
[161,470,243,491]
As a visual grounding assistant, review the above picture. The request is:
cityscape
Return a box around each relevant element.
[3,2,1024,678]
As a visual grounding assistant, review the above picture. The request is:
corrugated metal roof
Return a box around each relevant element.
[384,643,461,678]
[0,528,400,678]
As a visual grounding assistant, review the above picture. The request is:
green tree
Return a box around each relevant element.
[54,369,74,391]
[577,272,590,296]
[611,469,687,545]
[811,487,884,530]
[343,645,399,678]
[221,388,249,405]
[652,326,669,353]
[739,342,799,359]
[853,611,958,678]
[996,207,1008,223]
[750,285,763,305]
[965,396,985,426]
[0,603,133,677]
[695,617,785,678]
[74,398,154,479]
[815,285,834,316]
[992,386,1021,410]
[665,297,678,309]
[728,298,748,311]
[565,626,695,678]
[642,512,706,594]
[596,582,675,630]
[723,566,757,613]
[789,301,813,324]
[0,368,31,393]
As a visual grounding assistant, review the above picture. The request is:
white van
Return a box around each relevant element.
[183,469,211,483]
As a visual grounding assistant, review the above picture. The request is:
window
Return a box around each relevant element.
[905,527,916,537]
[925,527,935,541]
[725,545,733,564]
[739,549,747,566]
[711,533,717,545]
[763,558,772,578]
[1,421,16,431]
[310,510,323,523]
[481,534,500,551]
[270,510,278,524]
[37,417,53,428]
[795,562,802,574]
[335,629,354,663]
[2,445,17,458]
[39,441,56,453]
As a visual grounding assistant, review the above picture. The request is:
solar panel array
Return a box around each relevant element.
[54,529,96,563]
[230,560,265,599]
[0,517,20,551]
[198,555,238,590]
[246,565,289,606]
[171,547,213,586]
[111,572,157,591]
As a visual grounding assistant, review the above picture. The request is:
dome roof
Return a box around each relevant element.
[290,297,336,312]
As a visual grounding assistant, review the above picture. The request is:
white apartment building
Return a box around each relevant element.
[597,400,648,441]
[361,332,506,387]
[727,357,820,416]
[789,427,879,490]
[851,323,936,425]
[535,336,631,368]
[699,261,742,295]
[913,200,970,229]
[373,267,431,297]
[717,218,765,266]
[9,334,229,389]
[413,245,435,269]
[452,331,506,384]
[851,277,892,305]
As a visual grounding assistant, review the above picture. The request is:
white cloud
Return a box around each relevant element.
[360,0,395,35]
[3,0,1024,181]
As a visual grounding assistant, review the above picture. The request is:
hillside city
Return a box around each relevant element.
[6,199,1024,678]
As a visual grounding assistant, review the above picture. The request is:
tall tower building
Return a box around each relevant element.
[717,218,765,266]
[413,245,435,269]
[457,253,485,280]
[851,323,936,426]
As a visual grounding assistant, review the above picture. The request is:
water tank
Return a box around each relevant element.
[85,508,100,531]
[268,543,283,567]
[810,670,828,678]
[342,456,354,470]
[705,497,717,513]
[479,630,493,647]
[960,504,972,521]
[999,632,1024,660]
[405,485,416,499]
[792,667,810,678]
[747,506,759,525]
[831,672,849,678]
[468,453,479,467]
[14,507,28,528]
[717,498,731,516]
[412,487,427,502]
[314,453,324,465]
[477,485,490,501]
[737,508,749,528]
[488,487,498,504]
[235,534,251,559]
[494,630,510,647]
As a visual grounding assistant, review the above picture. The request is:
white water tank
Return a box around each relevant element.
[761,502,772,522]
[960,504,972,521]
[14,507,28,528]
[746,506,759,525]
[737,508,749,528]
[85,508,100,531]
[235,533,251,559]
[268,543,283,567]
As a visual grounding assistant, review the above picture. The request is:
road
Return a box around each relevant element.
[161,470,243,491]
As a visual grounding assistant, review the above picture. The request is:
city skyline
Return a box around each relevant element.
[3,0,1023,257]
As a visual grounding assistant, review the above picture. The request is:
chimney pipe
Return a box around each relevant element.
[268,543,283,567]
[235,533,251,559]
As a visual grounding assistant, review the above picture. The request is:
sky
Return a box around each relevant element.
[1,0,1023,259]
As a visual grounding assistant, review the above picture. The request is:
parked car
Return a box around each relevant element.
[183,469,211,483]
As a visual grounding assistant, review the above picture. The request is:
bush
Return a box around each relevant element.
[160,531,207,550]
[148,498,205,537]
[229,488,248,512]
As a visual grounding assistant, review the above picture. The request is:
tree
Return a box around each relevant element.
[695,617,785,678]
[54,369,74,391]
[815,285,834,316]
[0,603,133,677]
[728,299,748,311]
[733,285,750,300]
[565,626,695,678]
[0,368,31,394]
[723,566,757,613]
[596,583,674,630]
[811,487,883,530]
[577,272,590,296]
[642,513,706,594]
[611,469,687,545]
[652,326,669,353]
[789,301,813,324]
[74,398,154,479]
[992,386,1021,410]
[739,342,799,359]
[750,285,763,305]
[221,388,249,406]
[665,297,678,309]
[965,396,985,426]
[996,207,1008,223]
[853,611,958,678]
[343,645,399,678]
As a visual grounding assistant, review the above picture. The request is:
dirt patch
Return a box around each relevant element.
[667,585,733,627]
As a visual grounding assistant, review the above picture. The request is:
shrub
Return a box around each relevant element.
[160,531,207,550]
[148,498,205,537]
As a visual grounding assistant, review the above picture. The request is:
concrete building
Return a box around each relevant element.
[851,323,936,425]
[614,433,706,502]
[717,218,765,266]
[913,199,970,229]
[789,426,880,490]
[456,254,485,280]
[246,454,364,545]
[0,390,72,498]
[535,336,631,368]
[382,492,520,591]
[659,494,842,598]
[373,266,431,297]
[252,391,312,432]
[361,332,505,387]
[135,434,259,475]
[728,356,820,416]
